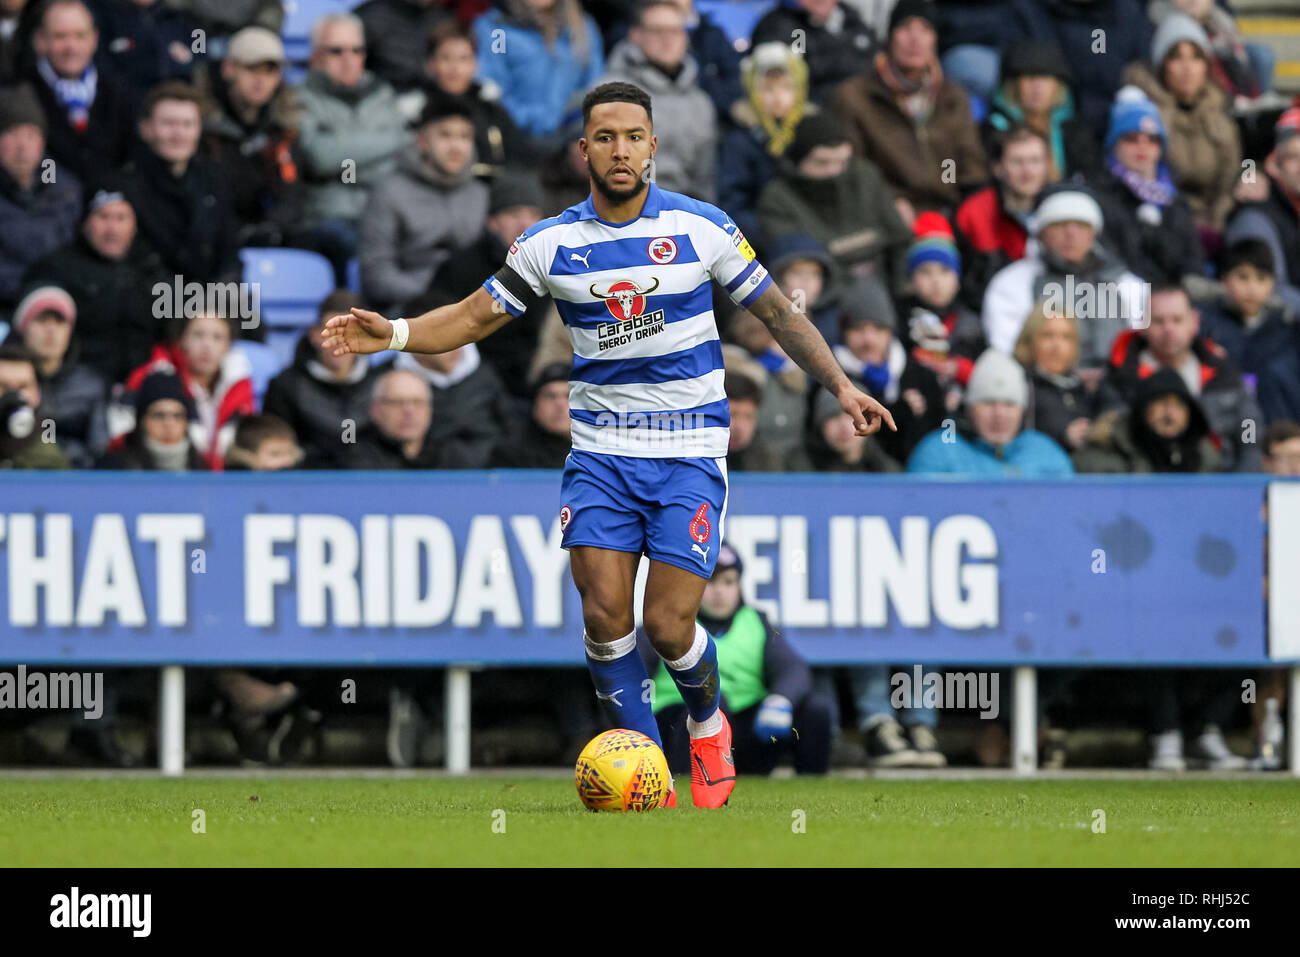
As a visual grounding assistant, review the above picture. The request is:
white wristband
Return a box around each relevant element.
[388,317,410,351]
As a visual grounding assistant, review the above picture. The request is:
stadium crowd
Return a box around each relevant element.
[0,0,1297,772]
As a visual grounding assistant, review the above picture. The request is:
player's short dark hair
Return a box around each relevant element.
[318,289,363,324]
[1264,420,1300,455]
[233,413,297,452]
[427,18,476,57]
[582,81,652,129]
[724,371,762,406]
[990,122,1050,163]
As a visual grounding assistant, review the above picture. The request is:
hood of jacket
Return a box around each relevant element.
[395,141,478,190]
[605,40,701,94]
[301,68,387,106]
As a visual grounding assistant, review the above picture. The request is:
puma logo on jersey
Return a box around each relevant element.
[570,249,592,268]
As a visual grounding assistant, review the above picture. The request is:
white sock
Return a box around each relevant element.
[687,711,723,739]
[664,622,708,671]
[584,629,637,660]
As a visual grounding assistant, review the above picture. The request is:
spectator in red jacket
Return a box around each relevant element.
[954,124,1055,311]
[116,312,254,466]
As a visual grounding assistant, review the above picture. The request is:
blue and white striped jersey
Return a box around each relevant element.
[481,183,773,459]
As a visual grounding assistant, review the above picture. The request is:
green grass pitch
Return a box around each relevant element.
[2,776,1297,866]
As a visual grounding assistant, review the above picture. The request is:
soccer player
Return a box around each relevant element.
[324,81,894,807]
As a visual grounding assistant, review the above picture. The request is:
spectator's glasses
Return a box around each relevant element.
[376,397,430,409]
[144,409,189,422]
[325,45,366,56]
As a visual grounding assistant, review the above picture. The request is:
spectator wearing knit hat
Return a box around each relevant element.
[490,362,571,469]
[906,348,1074,475]
[756,111,911,292]
[428,171,547,399]
[718,42,815,248]
[981,183,1145,369]
[25,0,134,181]
[96,371,209,470]
[0,82,81,314]
[7,283,108,467]
[1224,108,1300,314]
[980,41,1100,180]
[830,0,988,218]
[955,124,1055,312]
[1148,0,1265,102]
[750,0,877,107]
[829,275,943,464]
[1196,239,1300,427]
[1121,14,1241,235]
[21,184,167,385]
[897,211,984,399]
[1084,87,1205,286]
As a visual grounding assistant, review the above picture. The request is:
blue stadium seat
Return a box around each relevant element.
[232,339,287,407]
[695,0,775,52]
[240,247,334,329]
[280,0,352,62]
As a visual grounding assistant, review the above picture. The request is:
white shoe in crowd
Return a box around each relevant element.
[1148,730,1186,771]
[1190,725,1247,771]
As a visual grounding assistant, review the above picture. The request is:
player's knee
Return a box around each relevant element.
[581,603,633,643]
[642,607,694,659]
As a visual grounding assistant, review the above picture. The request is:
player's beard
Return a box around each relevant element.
[589,157,648,204]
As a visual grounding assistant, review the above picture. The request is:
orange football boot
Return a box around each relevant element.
[689,712,736,808]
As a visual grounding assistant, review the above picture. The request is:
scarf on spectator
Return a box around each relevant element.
[834,339,906,404]
[37,56,96,131]
[142,435,192,472]
[754,348,790,375]
[740,46,809,157]
[874,52,942,126]
[1106,154,1177,208]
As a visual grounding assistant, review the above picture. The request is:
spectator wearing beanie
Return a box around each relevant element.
[1074,366,1219,473]
[387,290,513,471]
[261,290,387,468]
[830,276,944,463]
[1148,0,1264,101]
[490,362,572,469]
[9,284,108,467]
[1084,87,1205,286]
[359,90,489,314]
[1011,300,1099,454]
[954,124,1055,312]
[898,211,984,397]
[1121,13,1241,235]
[195,27,305,248]
[830,0,988,217]
[1196,239,1300,427]
[97,371,209,470]
[599,1,717,202]
[25,0,134,181]
[1224,108,1300,313]
[429,171,548,400]
[981,41,1100,180]
[642,542,836,776]
[750,0,877,106]
[907,348,1074,475]
[119,312,254,468]
[22,185,168,385]
[0,82,81,313]
[757,111,911,292]
[1098,284,1261,472]
[981,184,1144,367]
[719,42,815,248]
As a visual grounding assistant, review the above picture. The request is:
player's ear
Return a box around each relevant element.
[649,133,657,157]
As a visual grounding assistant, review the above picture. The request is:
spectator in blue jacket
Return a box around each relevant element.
[907,348,1075,476]
[473,0,604,141]
[642,542,835,776]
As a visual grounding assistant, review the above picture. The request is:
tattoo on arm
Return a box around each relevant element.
[748,285,850,396]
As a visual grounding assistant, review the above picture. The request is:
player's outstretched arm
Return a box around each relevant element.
[747,284,897,437]
[322,286,512,358]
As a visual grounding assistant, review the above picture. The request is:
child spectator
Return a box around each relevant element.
[722,371,785,472]
[897,211,984,403]
[223,412,301,470]
[767,232,840,346]
[1012,301,1098,454]
[8,283,106,466]
[907,348,1074,476]
[120,312,254,467]
[643,542,835,776]
[955,124,1055,312]
[981,42,1100,179]
[1098,285,1261,472]
[1197,239,1300,427]
[832,277,944,464]
[722,308,810,463]
[718,42,812,246]
[1121,13,1242,236]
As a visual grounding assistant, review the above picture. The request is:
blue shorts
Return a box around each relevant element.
[559,450,730,579]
